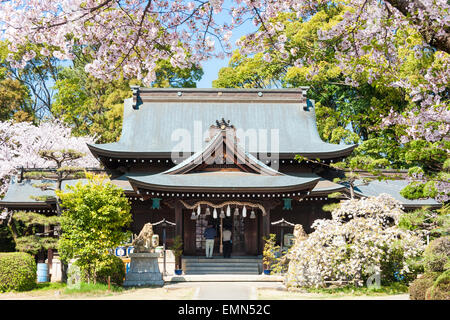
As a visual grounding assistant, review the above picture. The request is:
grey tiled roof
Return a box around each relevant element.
[310,178,346,195]
[0,177,88,205]
[353,179,441,208]
[88,89,356,159]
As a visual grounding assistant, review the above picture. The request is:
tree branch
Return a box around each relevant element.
[385,0,450,54]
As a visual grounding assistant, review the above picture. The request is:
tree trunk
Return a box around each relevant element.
[61,262,68,283]
[55,200,62,216]
[7,211,18,241]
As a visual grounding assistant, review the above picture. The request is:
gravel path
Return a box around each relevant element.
[0,282,410,300]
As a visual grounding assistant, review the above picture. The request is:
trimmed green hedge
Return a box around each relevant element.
[423,236,450,273]
[0,252,37,292]
[426,269,450,300]
[409,272,439,300]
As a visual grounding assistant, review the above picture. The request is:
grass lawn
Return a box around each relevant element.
[257,283,409,300]
[0,282,195,300]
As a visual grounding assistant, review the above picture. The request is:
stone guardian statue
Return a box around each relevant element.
[124,223,164,286]
[132,223,155,253]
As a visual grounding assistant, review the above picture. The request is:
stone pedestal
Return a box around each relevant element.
[123,253,164,287]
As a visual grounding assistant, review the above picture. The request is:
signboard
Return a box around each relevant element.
[127,246,134,256]
[115,246,126,257]
[284,233,295,247]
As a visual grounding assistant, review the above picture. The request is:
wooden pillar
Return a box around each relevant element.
[47,248,53,267]
[174,201,183,268]
[175,201,183,239]
[260,204,271,254]
[262,209,271,239]
[260,200,280,254]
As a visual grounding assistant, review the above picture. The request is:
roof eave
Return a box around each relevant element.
[87,144,357,161]
[290,144,357,159]
[127,176,320,194]
[0,201,54,208]
[310,185,347,196]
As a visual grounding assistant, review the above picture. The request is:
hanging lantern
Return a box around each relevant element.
[250,210,256,219]
[220,209,225,219]
[205,207,211,216]
[226,205,231,217]
[191,210,197,220]
[242,206,247,218]
[213,208,218,219]
[234,207,239,216]
[197,205,201,216]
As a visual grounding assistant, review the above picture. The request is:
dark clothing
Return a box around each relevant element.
[223,240,232,258]
[204,227,216,239]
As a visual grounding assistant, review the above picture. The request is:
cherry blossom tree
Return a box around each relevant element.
[286,194,426,288]
[1,0,447,136]
[0,120,99,196]
[0,0,448,197]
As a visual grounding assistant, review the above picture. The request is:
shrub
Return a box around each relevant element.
[423,236,450,273]
[57,173,131,283]
[0,252,37,292]
[262,234,279,271]
[169,235,183,269]
[79,255,125,286]
[409,273,439,300]
[425,270,450,300]
[95,255,126,286]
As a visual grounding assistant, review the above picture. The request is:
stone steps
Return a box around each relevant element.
[185,261,259,268]
[164,274,284,282]
[182,256,262,275]
[184,270,259,275]
[185,259,261,263]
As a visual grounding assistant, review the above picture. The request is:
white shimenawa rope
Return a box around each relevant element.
[179,200,266,216]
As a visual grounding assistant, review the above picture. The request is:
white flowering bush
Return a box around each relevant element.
[0,120,98,196]
[286,194,425,288]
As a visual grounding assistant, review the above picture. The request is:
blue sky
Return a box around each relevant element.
[0,2,255,89]
[195,5,255,88]
[196,57,230,88]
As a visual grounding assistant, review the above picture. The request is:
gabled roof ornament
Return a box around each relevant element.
[131,86,141,110]
[214,118,234,130]
[304,99,313,111]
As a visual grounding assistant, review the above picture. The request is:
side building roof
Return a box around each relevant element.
[0,177,88,208]
[352,179,441,209]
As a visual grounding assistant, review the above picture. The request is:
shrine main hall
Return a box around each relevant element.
[1,88,439,269]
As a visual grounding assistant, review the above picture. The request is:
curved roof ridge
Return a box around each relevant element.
[162,128,284,176]
[163,131,222,174]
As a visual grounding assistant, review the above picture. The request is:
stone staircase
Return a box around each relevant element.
[182,256,262,275]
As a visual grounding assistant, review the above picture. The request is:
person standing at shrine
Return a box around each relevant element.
[204,224,216,258]
[222,227,232,258]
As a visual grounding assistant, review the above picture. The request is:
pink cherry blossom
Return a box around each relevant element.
[0,0,448,199]
[0,120,99,195]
